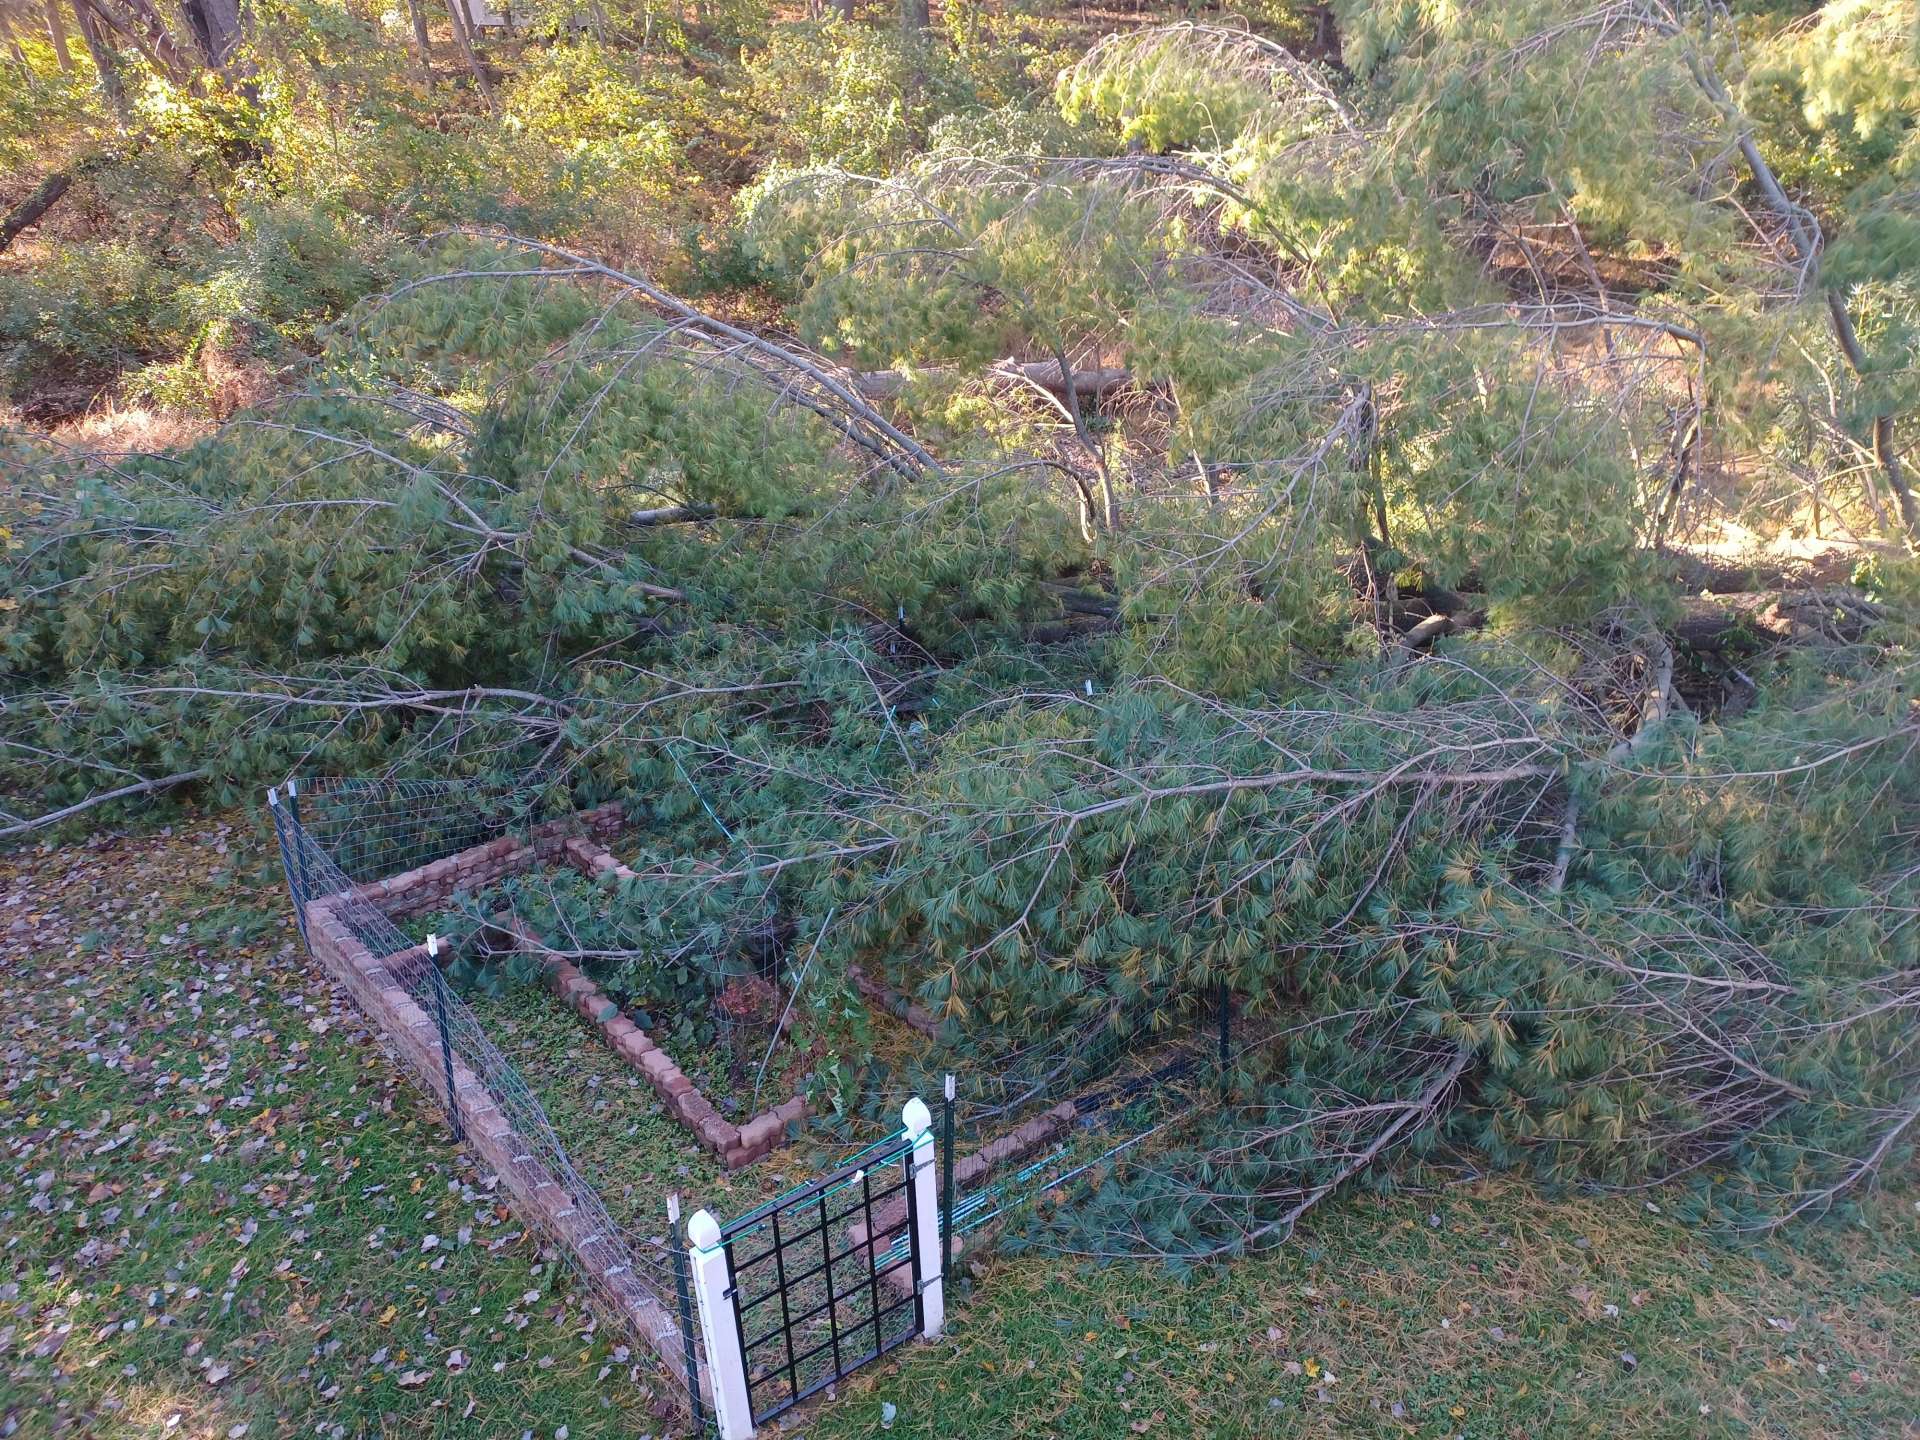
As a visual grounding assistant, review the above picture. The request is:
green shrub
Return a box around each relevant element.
[741,21,975,174]
[0,241,181,402]
[501,41,692,210]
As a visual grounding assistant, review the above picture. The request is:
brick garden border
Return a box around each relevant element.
[300,887,692,1391]
[543,834,811,1169]
[505,906,810,1171]
[847,1100,1081,1295]
[337,812,811,1168]
[848,962,944,1038]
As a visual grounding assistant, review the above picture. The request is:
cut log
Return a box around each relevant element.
[0,172,72,254]
[627,504,715,527]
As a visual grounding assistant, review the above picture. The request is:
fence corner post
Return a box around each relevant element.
[687,1208,754,1440]
[425,935,465,1143]
[903,1097,945,1340]
[940,1073,955,1248]
[667,1195,709,1434]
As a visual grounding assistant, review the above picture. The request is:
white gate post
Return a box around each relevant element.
[902,1098,945,1340]
[686,1208,754,1440]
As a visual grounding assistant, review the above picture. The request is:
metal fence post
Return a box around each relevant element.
[668,1195,709,1434]
[285,777,313,929]
[265,789,309,949]
[426,935,464,1143]
[686,1209,755,1440]
[902,1098,944,1340]
[940,1073,955,1246]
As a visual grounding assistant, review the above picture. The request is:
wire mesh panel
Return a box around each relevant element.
[266,781,704,1421]
[720,1131,923,1426]
[293,776,569,883]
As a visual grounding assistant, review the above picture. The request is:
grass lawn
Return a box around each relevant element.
[808,1178,1917,1440]
[457,987,815,1231]
[2,813,1914,1439]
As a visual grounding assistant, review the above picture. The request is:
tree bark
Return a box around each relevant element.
[0,171,74,254]
[442,0,495,115]
[85,0,196,83]
[179,0,242,67]
[0,5,27,68]
[71,0,131,128]
[44,0,74,68]
[403,0,430,71]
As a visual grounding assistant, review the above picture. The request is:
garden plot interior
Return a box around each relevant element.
[461,984,796,1232]
[431,848,1219,1233]
[422,851,818,1166]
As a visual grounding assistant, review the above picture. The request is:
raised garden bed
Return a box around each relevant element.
[386,821,816,1171]
[512,915,810,1170]
[462,987,808,1229]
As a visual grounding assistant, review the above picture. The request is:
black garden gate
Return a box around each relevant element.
[717,1130,929,1426]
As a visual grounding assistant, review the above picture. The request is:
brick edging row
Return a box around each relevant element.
[343,811,811,1170]
[301,891,697,1398]
[535,837,810,1170]
[848,1100,1081,1294]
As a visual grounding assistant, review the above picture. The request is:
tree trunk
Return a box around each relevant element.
[71,0,131,128]
[441,0,495,115]
[0,171,74,254]
[898,0,929,147]
[85,0,196,84]
[179,0,241,66]
[44,0,75,69]
[0,6,27,68]
[1824,289,1919,541]
[1673,41,1919,544]
[403,0,429,70]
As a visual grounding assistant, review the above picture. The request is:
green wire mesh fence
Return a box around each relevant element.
[267,778,708,1425]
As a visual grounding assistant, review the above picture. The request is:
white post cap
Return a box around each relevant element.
[902,1096,932,1138]
[686,1208,722,1250]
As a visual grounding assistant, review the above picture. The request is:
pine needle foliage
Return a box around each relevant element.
[6,3,1920,1254]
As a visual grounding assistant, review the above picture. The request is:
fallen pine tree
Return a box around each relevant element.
[5,7,1918,1251]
